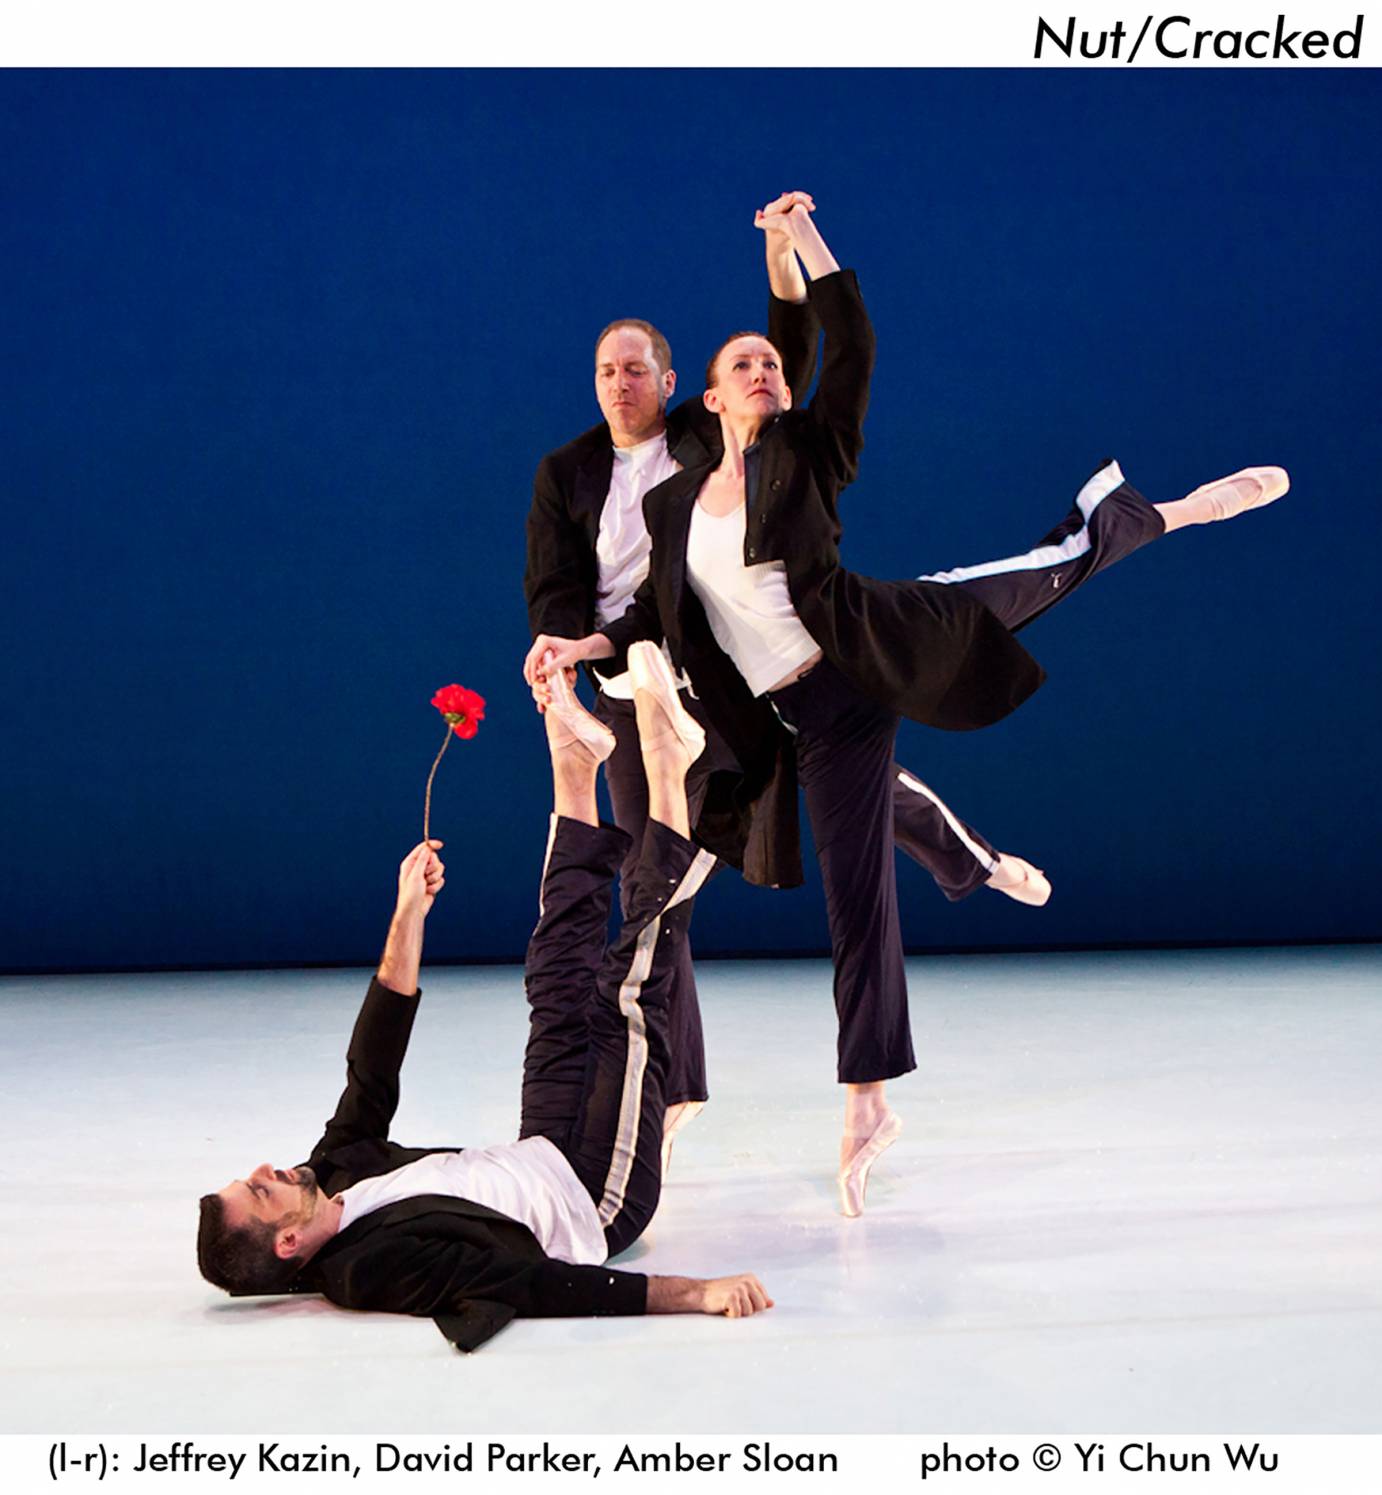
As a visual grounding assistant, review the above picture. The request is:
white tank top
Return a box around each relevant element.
[686,500,820,697]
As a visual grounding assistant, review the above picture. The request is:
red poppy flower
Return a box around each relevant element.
[431,684,486,739]
[423,682,485,843]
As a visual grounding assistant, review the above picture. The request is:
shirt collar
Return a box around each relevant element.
[611,431,668,465]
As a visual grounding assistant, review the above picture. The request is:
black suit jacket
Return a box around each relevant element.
[523,293,821,649]
[284,979,646,1352]
[601,270,1046,889]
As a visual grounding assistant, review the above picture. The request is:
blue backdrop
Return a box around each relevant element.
[4,68,1379,972]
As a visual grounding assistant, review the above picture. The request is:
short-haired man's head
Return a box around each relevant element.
[594,318,671,377]
[594,321,677,445]
[198,1192,303,1295]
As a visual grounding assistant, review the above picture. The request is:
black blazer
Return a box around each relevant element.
[602,270,1046,889]
[283,979,646,1352]
[523,293,821,647]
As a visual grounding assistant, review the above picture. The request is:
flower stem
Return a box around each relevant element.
[423,725,453,842]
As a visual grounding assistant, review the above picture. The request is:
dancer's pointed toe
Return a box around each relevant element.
[1187,465,1290,523]
[628,641,706,762]
[1245,465,1290,506]
[546,666,616,763]
[660,1099,705,1181]
[986,853,1052,908]
[837,1110,903,1218]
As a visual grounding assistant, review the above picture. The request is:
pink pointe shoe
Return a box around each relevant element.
[838,1110,903,1218]
[627,642,706,763]
[660,1099,705,1180]
[1185,465,1290,523]
[546,665,616,763]
[986,853,1052,908]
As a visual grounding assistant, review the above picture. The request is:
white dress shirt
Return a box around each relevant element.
[337,1135,607,1266]
[593,431,686,699]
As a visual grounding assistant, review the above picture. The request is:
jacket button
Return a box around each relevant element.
[747,547,757,560]
[771,479,782,491]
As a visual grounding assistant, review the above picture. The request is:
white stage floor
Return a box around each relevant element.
[3,947,1379,1434]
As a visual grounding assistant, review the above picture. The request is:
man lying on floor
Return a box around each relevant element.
[197,642,771,1351]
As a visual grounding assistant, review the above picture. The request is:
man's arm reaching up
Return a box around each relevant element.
[376,840,446,995]
[313,842,446,1156]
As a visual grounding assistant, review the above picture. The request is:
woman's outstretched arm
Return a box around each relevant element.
[757,198,872,486]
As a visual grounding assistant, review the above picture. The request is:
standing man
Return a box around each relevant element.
[524,199,822,1160]
[525,195,1050,1163]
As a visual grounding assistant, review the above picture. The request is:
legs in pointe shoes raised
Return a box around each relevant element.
[1155,465,1290,533]
[629,642,710,1165]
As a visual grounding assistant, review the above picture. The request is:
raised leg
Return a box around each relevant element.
[919,460,1166,632]
[598,691,714,1110]
[560,648,715,1254]
[518,711,629,1146]
[892,765,1050,907]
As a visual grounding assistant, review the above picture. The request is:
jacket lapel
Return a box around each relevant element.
[319,1192,530,1258]
[658,467,707,622]
[573,442,615,539]
[668,421,712,470]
